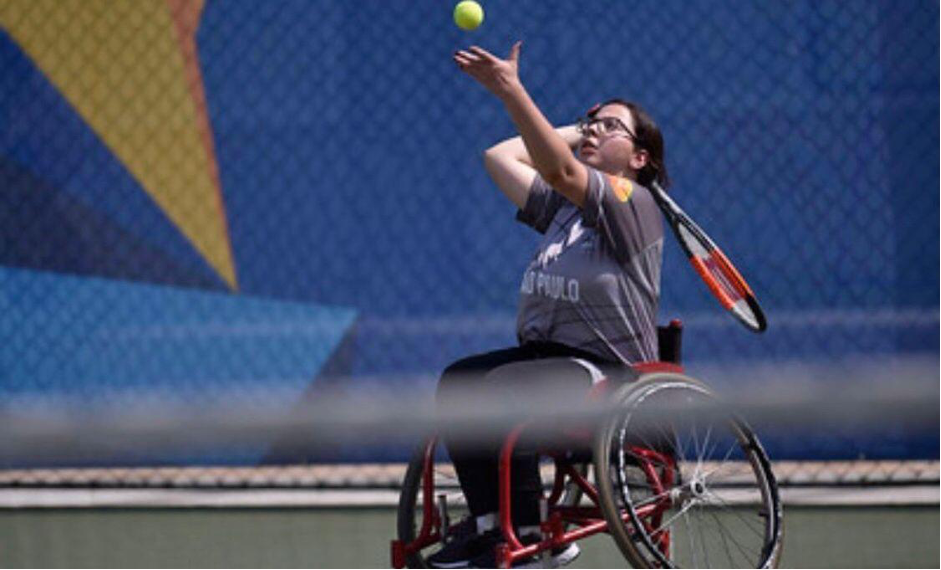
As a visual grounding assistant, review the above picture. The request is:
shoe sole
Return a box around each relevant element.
[429,561,471,569]
[510,544,581,569]
[428,560,470,570]
[550,544,580,568]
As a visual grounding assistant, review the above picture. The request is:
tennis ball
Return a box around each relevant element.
[454,0,484,31]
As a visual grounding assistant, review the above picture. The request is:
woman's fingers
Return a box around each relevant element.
[455,43,520,70]
[453,55,482,74]
[454,50,483,64]
[467,45,499,63]
[454,44,520,95]
[507,41,522,63]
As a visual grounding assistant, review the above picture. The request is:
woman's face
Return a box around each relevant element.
[577,104,648,178]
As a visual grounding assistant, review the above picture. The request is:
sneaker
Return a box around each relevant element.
[468,534,580,569]
[428,523,497,569]
[547,543,580,568]
[445,516,477,543]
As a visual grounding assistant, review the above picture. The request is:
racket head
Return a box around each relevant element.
[651,182,768,333]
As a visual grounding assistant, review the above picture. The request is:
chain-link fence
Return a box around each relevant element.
[0,0,937,478]
[1,461,938,491]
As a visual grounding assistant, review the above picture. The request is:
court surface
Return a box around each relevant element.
[0,506,936,568]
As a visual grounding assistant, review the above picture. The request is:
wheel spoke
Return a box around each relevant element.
[621,444,673,471]
[695,424,714,474]
[690,415,702,469]
[632,486,674,508]
[710,506,741,567]
[703,425,722,461]
[649,500,696,538]
[598,379,780,570]
[705,506,763,566]
[672,419,692,465]
[682,505,699,568]
[617,415,677,469]
[703,489,768,541]
[701,438,741,481]
[693,502,711,568]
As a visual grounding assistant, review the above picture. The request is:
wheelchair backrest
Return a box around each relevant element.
[656,319,683,365]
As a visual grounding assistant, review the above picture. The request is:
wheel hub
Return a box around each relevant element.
[675,476,707,504]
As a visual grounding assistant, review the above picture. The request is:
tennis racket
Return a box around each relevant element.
[649,181,767,333]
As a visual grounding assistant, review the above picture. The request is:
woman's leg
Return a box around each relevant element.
[435,346,537,520]
[476,358,594,528]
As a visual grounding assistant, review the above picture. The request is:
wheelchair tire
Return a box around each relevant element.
[593,373,783,568]
[396,437,458,568]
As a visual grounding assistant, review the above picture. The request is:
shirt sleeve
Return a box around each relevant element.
[515,174,565,234]
[580,167,663,263]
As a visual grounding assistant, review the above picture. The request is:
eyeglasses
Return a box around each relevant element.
[576,116,638,141]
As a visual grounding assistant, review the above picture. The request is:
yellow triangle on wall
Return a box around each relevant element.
[0,0,237,289]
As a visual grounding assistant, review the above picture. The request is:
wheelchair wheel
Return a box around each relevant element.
[396,436,467,568]
[593,373,783,569]
[396,436,587,568]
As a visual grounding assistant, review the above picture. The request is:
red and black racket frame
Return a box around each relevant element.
[649,181,767,333]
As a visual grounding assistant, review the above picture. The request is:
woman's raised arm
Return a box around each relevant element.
[455,42,589,207]
[482,125,581,209]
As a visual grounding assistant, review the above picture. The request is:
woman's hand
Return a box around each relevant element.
[557,125,583,151]
[454,42,523,101]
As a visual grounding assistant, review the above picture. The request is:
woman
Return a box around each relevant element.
[432,42,670,569]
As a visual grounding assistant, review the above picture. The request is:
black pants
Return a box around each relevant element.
[435,342,624,528]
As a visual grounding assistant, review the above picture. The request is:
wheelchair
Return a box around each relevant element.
[391,321,783,568]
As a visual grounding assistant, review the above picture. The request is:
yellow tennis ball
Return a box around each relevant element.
[453,0,484,31]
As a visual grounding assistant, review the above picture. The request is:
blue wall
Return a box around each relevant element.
[1,0,937,462]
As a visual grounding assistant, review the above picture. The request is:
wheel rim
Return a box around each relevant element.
[610,379,781,568]
[399,441,468,567]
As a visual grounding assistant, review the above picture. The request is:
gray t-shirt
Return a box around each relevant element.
[515,167,663,364]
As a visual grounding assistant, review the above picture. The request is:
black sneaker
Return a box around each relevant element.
[446,516,477,543]
[468,534,581,569]
[428,523,496,569]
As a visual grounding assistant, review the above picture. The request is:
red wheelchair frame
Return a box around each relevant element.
[391,321,783,568]
[491,360,684,568]
[392,362,683,568]
[391,322,688,569]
